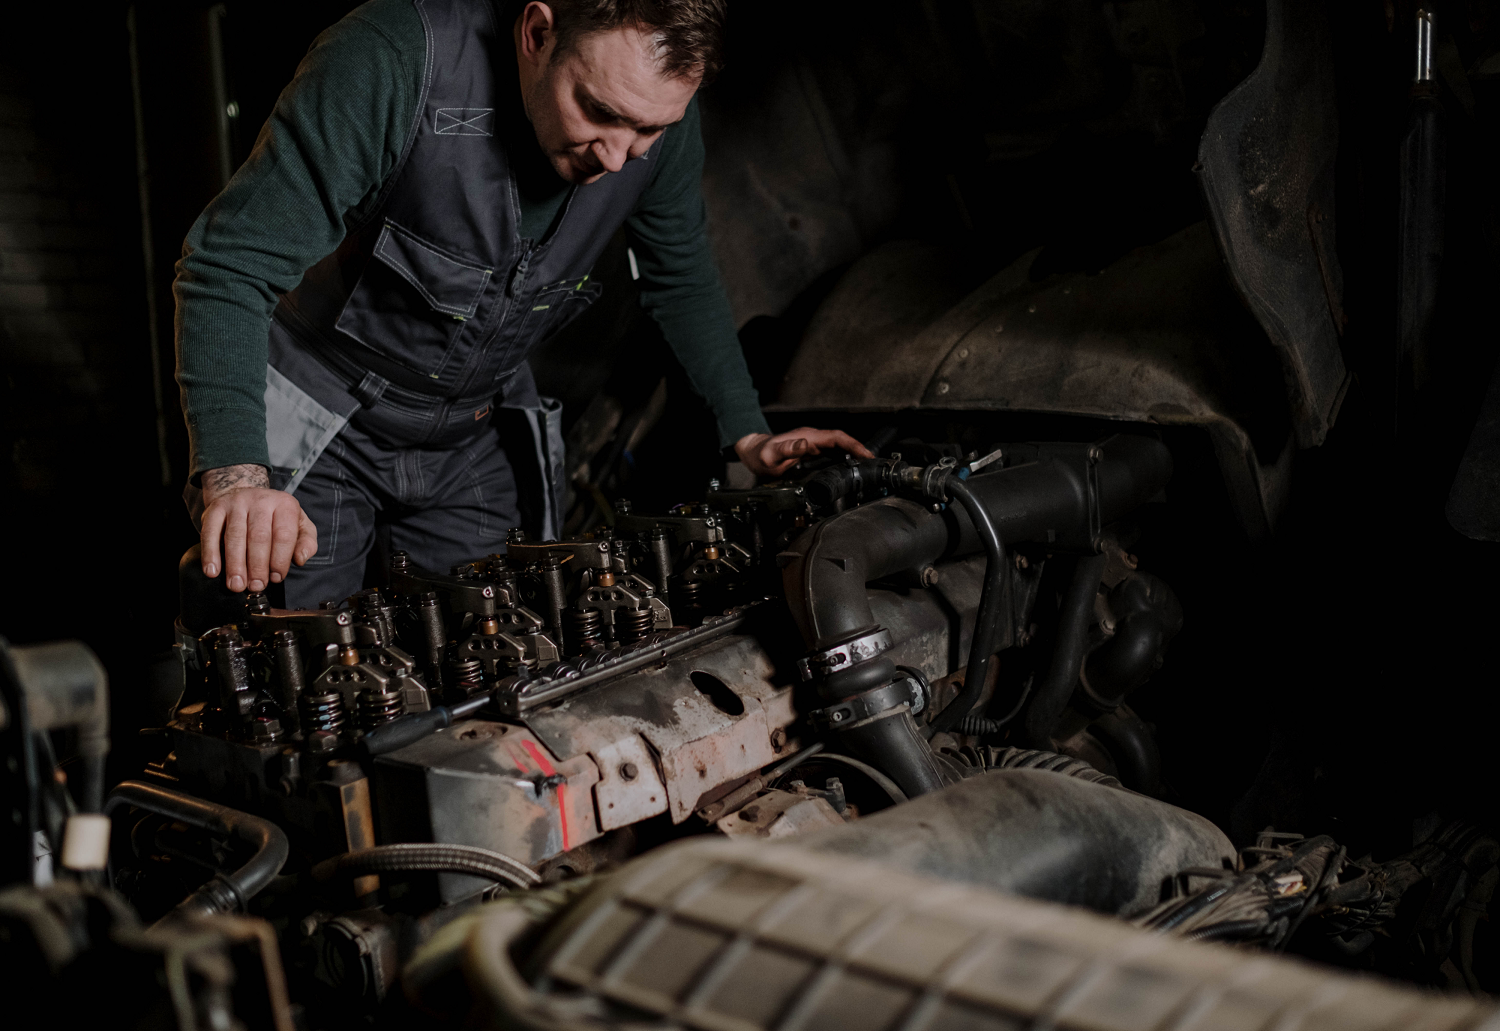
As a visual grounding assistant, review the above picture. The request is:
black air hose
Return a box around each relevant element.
[1023,553,1108,748]
[925,476,1006,738]
[311,843,541,891]
[104,781,289,922]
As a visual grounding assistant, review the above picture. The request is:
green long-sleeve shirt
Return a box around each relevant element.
[174,0,768,480]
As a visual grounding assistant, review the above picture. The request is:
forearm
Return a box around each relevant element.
[175,255,278,480]
[202,463,270,501]
[642,281,770,448]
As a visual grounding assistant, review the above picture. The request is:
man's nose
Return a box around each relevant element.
[592,131,631,174]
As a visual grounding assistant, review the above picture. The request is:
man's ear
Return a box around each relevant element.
[517,1,557,65]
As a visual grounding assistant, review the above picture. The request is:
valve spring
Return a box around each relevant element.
[564,608,605,655]
[451,659,484,695]
[357,686,404,729]
[674,579,705,608]
[299,689,347,734]
[615,607,654,645]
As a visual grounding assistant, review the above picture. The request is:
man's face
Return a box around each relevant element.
[516,4,700,185]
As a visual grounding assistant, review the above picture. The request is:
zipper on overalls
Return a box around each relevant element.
[447,240,533,415]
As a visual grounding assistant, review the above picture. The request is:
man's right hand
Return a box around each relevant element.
[200,464,318,593]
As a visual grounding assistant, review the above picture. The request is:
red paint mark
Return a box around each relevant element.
[521,739,570,852]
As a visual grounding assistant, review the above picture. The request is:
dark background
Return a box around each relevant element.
[2,0,1498,852]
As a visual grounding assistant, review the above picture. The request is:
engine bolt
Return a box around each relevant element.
[619,762,638,781]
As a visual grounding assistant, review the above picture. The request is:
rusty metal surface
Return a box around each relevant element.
[713,789,845,839]
[1196,0,1348,448]
[772,222,1296,537]
[373,582,977,883]
[523,635,797,825]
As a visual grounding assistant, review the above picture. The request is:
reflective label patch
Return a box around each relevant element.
[434,107,494,136]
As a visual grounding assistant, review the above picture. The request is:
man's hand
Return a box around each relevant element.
[734,427,875,479]
[200,464,318,593]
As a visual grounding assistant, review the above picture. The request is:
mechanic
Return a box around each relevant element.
[175,0,871,608]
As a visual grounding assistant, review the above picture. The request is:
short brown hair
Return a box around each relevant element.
[546,0,727,83]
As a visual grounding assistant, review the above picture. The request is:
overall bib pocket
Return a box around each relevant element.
[336,220,493,380]
[514,276,604,346]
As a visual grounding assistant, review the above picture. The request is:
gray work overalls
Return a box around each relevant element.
[262,0,658,608]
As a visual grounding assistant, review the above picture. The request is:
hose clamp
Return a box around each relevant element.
[919,457,958,501]
[797,627,892,682]
[807,675,925,730]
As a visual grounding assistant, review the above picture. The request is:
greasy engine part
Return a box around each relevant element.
[779,435,1172,796]
[795,767,1234,918]
[147,435,1188,904]
[372,630,798,902]
[404,837,1500,1031]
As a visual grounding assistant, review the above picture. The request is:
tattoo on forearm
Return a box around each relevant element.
[203,463,270,496]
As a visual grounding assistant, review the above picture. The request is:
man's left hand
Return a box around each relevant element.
[735,427,874,478]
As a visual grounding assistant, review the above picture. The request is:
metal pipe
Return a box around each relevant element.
[104,781,289,922]
[1416,8,1434,82]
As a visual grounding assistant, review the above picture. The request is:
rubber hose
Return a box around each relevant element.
[1023,553,1108,748]
[926,477,1006,737]
[104,780,289,921]
[312,843,541,890]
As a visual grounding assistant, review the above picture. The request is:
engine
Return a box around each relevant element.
[7,433,1494,1029]
[145,434,1179,895]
